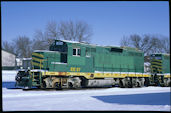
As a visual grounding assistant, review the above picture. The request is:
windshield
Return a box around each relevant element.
[49,40,68,52]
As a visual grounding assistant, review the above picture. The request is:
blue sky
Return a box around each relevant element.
[1,1,169,46]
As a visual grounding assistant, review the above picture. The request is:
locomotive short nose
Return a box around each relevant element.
[15,70,31,88]
[15,76,21,81]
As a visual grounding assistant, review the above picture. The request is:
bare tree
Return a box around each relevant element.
[13,36,33,58]
[46,21,58,39]
[130,34,141,49]
[45,21,59,44]
[58,20,93,42]
[160,37,170,54]
[149,36,162,54]
[32,30,49,50]
[32,20,93,50]
[120,34,169,56]
[139,35,151,55]
[2,41,15,54]
[121,34,151,55]
[120,36,130,47]
[140,35,161,56]
[32,21,59,50]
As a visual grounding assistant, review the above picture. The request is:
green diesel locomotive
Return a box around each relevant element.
[149,53,170,86]
[15,40,170,89]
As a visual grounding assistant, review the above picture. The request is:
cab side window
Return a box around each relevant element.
[73,48,81,56]
[86,47,91,57]
[73,49,77,55]
[78,48,81,56]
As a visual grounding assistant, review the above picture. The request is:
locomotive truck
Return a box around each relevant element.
[15,40,170,89]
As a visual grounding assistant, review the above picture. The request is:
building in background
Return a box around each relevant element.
[2,49,16,70]
[2,49,32,70]
[16,58,22,67]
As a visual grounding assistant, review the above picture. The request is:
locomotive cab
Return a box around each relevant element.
[50,40,68,63]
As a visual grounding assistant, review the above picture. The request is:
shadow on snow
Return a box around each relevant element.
[2,82,22,89]
[92,92,171,105]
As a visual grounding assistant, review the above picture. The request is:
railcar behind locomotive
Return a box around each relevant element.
[149,53,170,86]
[15,40,170,89]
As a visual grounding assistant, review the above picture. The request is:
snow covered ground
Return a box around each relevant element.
[2,70,171,111]
[2,70,17,82]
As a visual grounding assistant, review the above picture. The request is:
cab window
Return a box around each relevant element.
[73,48,81,56]
[73,49,77,55]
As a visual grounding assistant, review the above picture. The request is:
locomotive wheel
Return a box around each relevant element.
[125,80,132,88]
[133,79,141,87]
[164,79,171,87]
[127,81,132,88]
[144,78,150,86]
[119,80,124,88]
[41,81,47,89]
[135,82,140,87]
[165,81,171,87]
[68,82,73,89]
[54,82,62,90]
